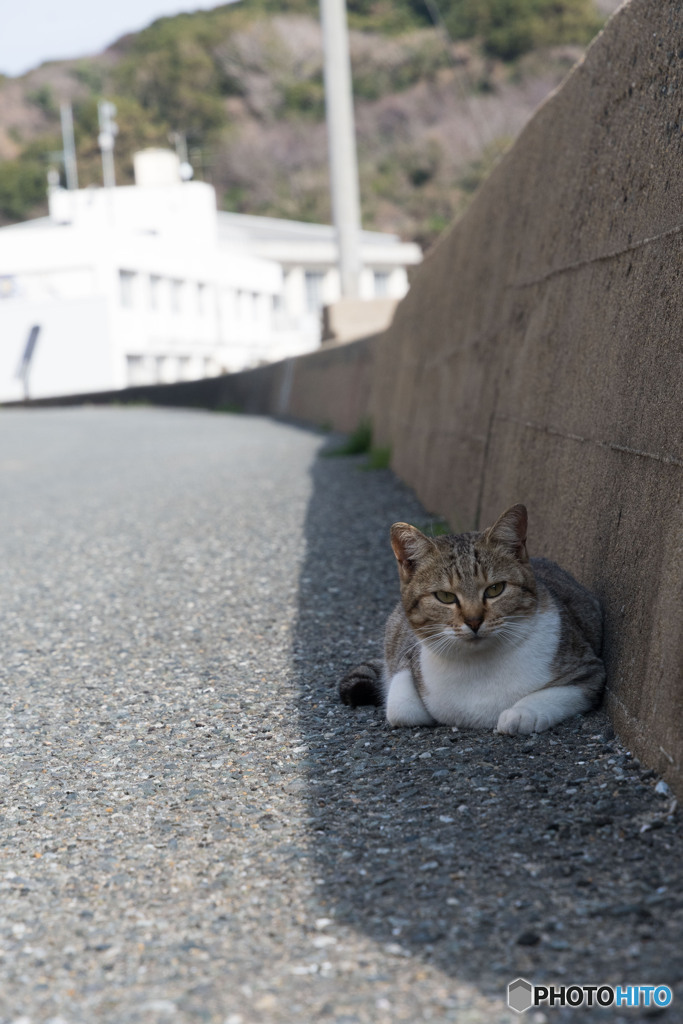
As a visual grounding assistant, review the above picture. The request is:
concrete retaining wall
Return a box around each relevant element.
[365,0,683,792]
[11,0,681,793]
[12,337,377,431]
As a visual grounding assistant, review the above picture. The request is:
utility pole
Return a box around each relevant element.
[98,100,118,189]
[319,0,362,299]
[60,102,79,190]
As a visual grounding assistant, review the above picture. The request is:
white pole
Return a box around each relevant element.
[98,101,118,189]
[320,0,362,299]
[60,103,79,190]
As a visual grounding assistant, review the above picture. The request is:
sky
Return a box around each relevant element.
[0,0,237,78]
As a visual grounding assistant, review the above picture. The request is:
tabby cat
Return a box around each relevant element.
[340,504,605,734]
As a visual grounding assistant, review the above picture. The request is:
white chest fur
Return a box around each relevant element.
[418,606,561,728]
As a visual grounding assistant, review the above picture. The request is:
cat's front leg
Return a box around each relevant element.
[386,668,436,728]
[496,685,590,735]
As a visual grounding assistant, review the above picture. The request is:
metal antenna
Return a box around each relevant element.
[98,100,118,188]
[320,0,362,299]
[60,102,79,190]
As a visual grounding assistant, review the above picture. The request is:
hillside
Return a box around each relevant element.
[0,0,615,247]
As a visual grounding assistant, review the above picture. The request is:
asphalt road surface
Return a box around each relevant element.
[0,407,680,1024]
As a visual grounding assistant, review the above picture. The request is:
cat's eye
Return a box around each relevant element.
[434,590,458,604]
[484,581,506,599]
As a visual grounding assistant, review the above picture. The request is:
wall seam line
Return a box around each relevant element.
[509,221,683,289]
[496,414,683,467]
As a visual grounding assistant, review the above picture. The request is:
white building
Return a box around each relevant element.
[216,212,421,350]
[0,149,421,402]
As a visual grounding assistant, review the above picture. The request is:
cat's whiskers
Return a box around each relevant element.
[488,617,532,649]
[420,626,462,658]
[398,633,436,660]
[412,636,448,656]
[428,637,458,658]
[414,614,532,655]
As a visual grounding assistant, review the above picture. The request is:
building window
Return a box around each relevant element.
[304,271,325,313]
[126,355,145,385]
[197,283,207,316]
[237,291,252,322]
[119,270,136,308]
[223,288,236,322]
[374,271,390,297]
[155,356,167,383]
[254,292,269,322]
[149,275,162,311]
[171,279,184,313]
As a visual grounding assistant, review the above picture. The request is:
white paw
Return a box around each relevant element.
[496,707,551,735]
[386,669,436,727]
[386,703,436,728]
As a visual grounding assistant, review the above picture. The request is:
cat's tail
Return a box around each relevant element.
[339,659,384,707]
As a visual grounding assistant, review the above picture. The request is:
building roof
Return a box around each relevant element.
[216,211,422,269]
[217,211,405,247]
[0,216,55,234]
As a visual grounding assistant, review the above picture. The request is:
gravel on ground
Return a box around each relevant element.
[0,407,680,1024]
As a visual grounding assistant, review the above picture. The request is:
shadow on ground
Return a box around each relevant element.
[291,446,683,1018]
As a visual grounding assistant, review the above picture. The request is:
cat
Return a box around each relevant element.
[339,504,605,734]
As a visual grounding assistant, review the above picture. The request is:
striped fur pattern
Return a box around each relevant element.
[340,505,605,734]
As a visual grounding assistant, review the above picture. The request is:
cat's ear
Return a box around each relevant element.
[485,504,529,562]
[390,523,435,580]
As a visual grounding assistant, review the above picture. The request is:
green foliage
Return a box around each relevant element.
[18,134,62,161]
[458,138,511,194]
[323,419,391,468]
[71,61,106,93]
[109,8,253,142]
[0,158,46,220]
[443,0,602,60]
[237,0,318,15]
[212,402,242,414]
[405,139,442,188]
[363,445,392,470]
[425,213,451,238]
[325,419,373,456]
[27,84,58,118]
[114,35,227,143]
[351,33,450,101]
[346,0,601,50]
[223,184,248,211]
[346,0,431,33]
[280,78,326,121]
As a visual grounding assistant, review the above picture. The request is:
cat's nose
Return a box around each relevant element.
[464,617,483,634]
